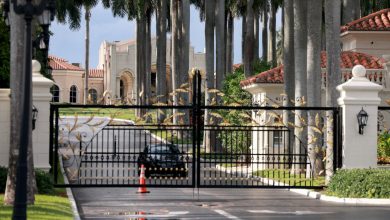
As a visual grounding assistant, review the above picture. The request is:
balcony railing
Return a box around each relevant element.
[321,68,387,88]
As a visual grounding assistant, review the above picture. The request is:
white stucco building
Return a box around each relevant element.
[50,38,206,104]
[240,8,390,169]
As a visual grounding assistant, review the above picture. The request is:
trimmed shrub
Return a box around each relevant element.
[0,167,54,194]
[378,132,390,164]
[327,169,390,198]
[0,167,7,193]
[35,169,54,194]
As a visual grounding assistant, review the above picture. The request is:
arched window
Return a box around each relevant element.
[88,89,98,104]
[69,85,77,103]
[50,85,60,102]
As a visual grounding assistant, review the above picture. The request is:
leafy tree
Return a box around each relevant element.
[0,7,10,88]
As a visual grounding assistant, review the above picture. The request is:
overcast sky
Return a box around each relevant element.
[49,2,281,68]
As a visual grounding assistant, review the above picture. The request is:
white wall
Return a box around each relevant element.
[0,61,53,170]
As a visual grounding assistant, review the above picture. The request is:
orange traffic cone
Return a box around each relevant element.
[137,164,150,193]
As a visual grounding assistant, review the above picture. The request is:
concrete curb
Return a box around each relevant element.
[215,164,390,205]
[58,156,81,220]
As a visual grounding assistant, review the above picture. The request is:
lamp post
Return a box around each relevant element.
[2,0,55,219]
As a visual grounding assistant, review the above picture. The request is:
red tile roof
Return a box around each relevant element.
[341,8,390,33]
[240,51,384,87]
[89,69,104,78]
[49,55,84,71]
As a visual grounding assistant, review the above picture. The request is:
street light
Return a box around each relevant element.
[2,1,55,219]
[357,107,368,135]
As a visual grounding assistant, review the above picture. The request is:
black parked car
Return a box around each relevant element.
[137,144,187,177]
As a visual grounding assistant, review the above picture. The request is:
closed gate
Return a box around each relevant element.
[50,73,342,189]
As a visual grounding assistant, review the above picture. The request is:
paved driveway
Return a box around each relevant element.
[72,187,390,220]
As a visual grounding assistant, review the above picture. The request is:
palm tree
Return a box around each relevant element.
[307,0,323,177]
[282,0,294,141]
[361,0,390,16]
[324,0,341,184]
[342,0,360,24]
[244,0,254,76]
[293,0,308,174]
[226,0,238,74]
[204,0,216,153]
[261,0,268,61]
[269,0,282,67]
[156,0,168,107]
[216,0,225,90]
[3,0,37,205]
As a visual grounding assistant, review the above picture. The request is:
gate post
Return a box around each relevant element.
[337,65,382,168]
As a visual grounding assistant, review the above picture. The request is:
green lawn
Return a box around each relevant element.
[59,108,136,121]
[253,169,325,187]
[0,194,73,220]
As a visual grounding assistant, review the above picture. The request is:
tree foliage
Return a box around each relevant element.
[0,7,10,88]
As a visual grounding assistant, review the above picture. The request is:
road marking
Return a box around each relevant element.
[84,211,189,219]
[248,210,333,215]
[214,209,241,219]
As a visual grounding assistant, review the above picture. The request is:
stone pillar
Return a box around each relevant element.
[337,65,382,169]
[32,60,54,170]
[382,55,390,91]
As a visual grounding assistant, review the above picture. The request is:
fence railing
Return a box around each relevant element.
[321,68,387,88]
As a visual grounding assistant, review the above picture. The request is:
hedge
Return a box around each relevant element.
[327,169,390,198]
[0,167,54,194]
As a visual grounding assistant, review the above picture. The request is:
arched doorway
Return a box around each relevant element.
[88,88,98,104]
[119,71,134,102]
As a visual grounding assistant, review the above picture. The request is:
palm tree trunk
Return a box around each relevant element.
[145,14,152,106]
[325,0,341,184]
[204,0,216,153]
[244,0,254,77]
[171,0,180,124]
[307,0,324,177]
[4,2,36,205]
[157,0,167,123]
[84,7,90,104]
[254,13,259,61]
[282,0,295,166]
[226,12,234,74]
[261,3,268,61]
[241,13,246,62]
[293,0,308,174]
[216,0,225,90]
[269,2,277,67]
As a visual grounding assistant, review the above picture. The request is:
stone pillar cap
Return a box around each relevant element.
[352,65,366,78]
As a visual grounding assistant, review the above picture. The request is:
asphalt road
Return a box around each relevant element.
[72,187,390,220]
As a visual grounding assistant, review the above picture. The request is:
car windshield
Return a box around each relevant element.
[149,145,176,154]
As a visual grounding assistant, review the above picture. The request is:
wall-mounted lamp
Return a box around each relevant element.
[32,105,38,130]
[252,101,260,115]
[357,107,368,135]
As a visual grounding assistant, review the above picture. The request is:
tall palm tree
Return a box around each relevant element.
[3,0,36,205]
[156,0,168,107]
[342,0,360,24]
[226,0,238,74]
[216,0,225,90]
[244,0,254,76]
[261,0,268,61]
[282,0,294,150]
[269,0,282,67]
[324,0,341,184]
[293,0,308,174]
[307,0,323,177]
[204,0,216,153]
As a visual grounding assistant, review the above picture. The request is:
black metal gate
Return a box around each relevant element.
[50,73,342,189]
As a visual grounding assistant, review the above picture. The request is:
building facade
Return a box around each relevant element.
[50,38,206,104]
